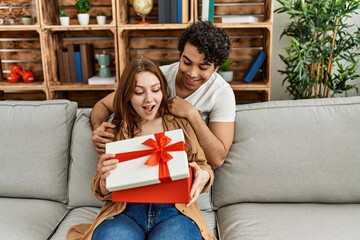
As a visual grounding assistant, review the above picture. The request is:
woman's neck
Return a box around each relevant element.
[139,117,164,136]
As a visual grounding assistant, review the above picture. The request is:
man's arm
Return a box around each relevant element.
[91,92,115,130]
[187,113,234,169]
[169,96,234,169]
[91,92,116,153]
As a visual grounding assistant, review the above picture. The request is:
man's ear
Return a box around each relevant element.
[214,66,219,72]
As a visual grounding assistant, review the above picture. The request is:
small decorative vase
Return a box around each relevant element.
[96,16,106,25]
[218,71,234,83]
[21,17,32,25]
[59,16,70,26]
[77,13,90,25]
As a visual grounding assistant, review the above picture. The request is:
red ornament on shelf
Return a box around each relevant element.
[6,72,20,83]
[8,64,36,83]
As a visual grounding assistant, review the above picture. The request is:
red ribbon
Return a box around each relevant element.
[114,132,186,183]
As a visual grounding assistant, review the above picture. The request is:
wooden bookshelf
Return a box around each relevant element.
[0,0,273,106]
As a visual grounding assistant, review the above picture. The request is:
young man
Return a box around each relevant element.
[91,21,236,169]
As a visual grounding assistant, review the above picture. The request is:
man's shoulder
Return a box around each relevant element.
[202,74,234,96]
[160,62,178,72]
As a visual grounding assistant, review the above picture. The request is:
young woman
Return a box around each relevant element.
[91,20,236,169]
[67,57,215,240]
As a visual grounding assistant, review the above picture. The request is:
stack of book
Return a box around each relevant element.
[57,44,95,84]
[158,0,190,24]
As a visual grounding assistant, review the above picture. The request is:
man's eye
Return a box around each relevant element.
[184,61,191,65]
[199,67,209,71]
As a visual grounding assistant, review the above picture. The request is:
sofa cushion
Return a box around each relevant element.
[213,97,360,207]
[0,100,77,202]
[0,198,68,240]
[50,207,100,240]
[216,203,360,240]
[68,109,103,208]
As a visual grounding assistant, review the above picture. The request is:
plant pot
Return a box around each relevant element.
[59,16,70,26]
[218,71,234,83]
[96,15,106,25]
[77,13,90,25]
[21,17,32,25]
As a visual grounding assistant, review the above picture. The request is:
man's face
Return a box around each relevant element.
[178,43,218,92]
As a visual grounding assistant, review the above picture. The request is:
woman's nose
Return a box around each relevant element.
[144,93,153,103]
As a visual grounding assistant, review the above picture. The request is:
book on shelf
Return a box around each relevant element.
[74,50,83,83]
[170,0,177,23]
[56,48,65,83]
[67,44,76,83]
[176,0,183,23]
[61,50,71,83]
[182,0,189,23]
[243,51,267,83]
[80,44,95,84]
[208,0,214,22]
[222,15,260,23]
[88,76,116,85]
[201,0,209,21]
[158,0,166,23]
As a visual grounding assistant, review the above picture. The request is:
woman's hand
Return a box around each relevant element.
[97,153,118,195]
[186,161,210,207]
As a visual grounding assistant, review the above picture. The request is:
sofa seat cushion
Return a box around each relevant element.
[216,203,360,240]
[0,198,68,240]
[50,207,100,240]
[202,210,217,236]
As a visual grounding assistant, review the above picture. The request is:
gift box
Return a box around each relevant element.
[106,129,191,203]
[112,167,193,203]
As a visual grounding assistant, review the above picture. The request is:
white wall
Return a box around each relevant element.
[271,1,360,100]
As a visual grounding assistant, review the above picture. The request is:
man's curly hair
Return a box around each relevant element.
[178,20,231,68]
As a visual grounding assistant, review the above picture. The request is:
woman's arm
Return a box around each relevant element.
[92,153,117,201]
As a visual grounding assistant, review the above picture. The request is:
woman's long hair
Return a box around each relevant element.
[112,57,170,138]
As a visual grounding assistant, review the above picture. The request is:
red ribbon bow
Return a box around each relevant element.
[114,132,186,182]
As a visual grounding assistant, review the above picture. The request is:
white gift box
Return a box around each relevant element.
[106,129,190,192]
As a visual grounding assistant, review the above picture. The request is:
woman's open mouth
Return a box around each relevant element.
[143,105,155,113]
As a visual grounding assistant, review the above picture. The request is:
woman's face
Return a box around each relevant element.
[178,43,218,92]
[131,71,163,122]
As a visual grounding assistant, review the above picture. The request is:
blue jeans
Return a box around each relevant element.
[92,203,202,240]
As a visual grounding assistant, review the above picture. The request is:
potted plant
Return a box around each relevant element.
[275,0,360,99]
[75,0,91,25]
[59,10,70,26]
[21,13,32,25]
[96,11,106,25]
[218,57,234,82]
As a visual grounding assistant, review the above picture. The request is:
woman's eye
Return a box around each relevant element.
[152,88,160,93]
[135,92,143,95]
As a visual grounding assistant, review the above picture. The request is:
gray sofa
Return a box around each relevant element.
[1,96,359,240]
